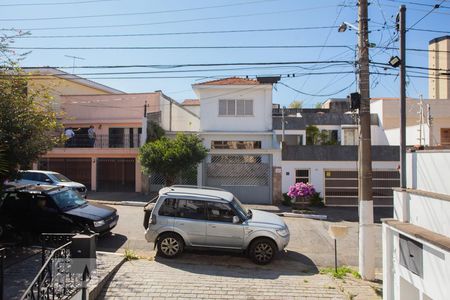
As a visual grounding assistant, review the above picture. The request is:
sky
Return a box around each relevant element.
[1,0,449,107]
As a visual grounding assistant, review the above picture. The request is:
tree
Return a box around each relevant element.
[0,38,62,184]
[314,102,323,109]
[305,125,338,145]
[146,121,165,143]
[139,133,208,186]
[288,100,303,109]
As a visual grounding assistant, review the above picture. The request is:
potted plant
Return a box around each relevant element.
[287,182,316,209]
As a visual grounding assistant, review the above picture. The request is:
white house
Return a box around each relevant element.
[383,150,450,300]
[192,77,281,204]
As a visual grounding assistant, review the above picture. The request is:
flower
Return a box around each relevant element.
[287,182,315,199]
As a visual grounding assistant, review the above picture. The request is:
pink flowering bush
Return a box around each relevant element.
[287,182,316,199]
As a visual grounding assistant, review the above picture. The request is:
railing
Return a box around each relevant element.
[62,133,141,149]
[1,248,4,300]
[21,233,89,300]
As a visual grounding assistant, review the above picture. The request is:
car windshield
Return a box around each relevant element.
[49,173,72,183]
[51,189,86,211]
[230,197,250,220]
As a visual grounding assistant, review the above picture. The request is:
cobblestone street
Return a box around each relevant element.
[99,253,380,300]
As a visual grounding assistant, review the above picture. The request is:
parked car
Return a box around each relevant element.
[4,170,87,198]
[0,185,118,239]
[144,185,290,264]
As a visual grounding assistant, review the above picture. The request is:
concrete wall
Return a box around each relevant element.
[281,160,397,195]
[429,37,450,99]
[384,124,430,146]
[200,133,274,150]
[194,85,273,132]
[406,150,450,195]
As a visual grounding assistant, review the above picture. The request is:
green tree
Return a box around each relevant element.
[288,100,303,109]
[146,121,165,142]
[305,125,338,145]
[0,59,62,184]
[314,102,323,109]
[139,133,208,186]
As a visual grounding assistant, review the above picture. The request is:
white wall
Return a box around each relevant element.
[281,160,397,195]
[183,105,200,116]
[159,95,200,132]
[384,124,430,146]
[194,85,273,132]
[406,151,450,195]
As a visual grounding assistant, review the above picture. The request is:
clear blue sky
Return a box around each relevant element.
[1,0,449,107]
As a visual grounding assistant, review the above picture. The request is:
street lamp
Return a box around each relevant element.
[338,22,359,32]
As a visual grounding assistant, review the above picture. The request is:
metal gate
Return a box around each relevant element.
[324,169,400,206]
[38,158,91,190]
[204,154,272,204]
[97,158,135,192]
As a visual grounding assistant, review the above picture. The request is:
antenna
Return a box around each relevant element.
[64,55,85,74]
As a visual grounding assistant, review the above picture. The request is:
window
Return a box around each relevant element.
[218,100,253,116]
[211,141,261,150]
[441,128,450,145]
[207,202,236,223]
[159,198,177,217]
[35,173,51,183]
[176,199,206,220]
[343,128,358,145]
[295,169,310,183]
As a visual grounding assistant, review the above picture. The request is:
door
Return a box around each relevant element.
[173,199,207,246]
[38,158,92,190]
[206,201,244,249]
[97,158,135,192]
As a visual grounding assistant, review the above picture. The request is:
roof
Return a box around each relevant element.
[23,67,125,94]
[22,170,59,175]
[429,35,450,45]
[193,77,264,86]
[5,184,64,193]
[159,186,234,202]
[181,99,200,106]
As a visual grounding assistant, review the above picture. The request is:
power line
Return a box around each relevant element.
[6,45,355,51]
[10,5,337,31]
[0,0,117,7]
[279,80,355,97]
[409,28,450,34]
[407,0,447,32]
[12,26,339,39]
[0,0,277,22]
[386,0,450,10]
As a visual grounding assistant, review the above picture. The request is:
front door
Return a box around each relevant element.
[206,201,244,249]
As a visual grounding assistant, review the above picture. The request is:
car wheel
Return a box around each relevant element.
[157,233,184,258]
[249,238,277,265]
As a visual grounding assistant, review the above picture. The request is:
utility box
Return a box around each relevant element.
[70,234,97,274]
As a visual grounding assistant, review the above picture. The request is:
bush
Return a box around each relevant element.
[282,193,292,206]
[309,192,325,207]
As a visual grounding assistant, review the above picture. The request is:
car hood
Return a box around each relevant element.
[56,182,85,188]
[64,202,115,221]
[246,209,286,229]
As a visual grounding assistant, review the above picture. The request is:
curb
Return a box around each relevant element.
[88,252,126,300]
[277,212,328,220]
[88,199,146,207]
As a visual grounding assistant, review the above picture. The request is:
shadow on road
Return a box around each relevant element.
[97,233,128,252]
[154,248,318,279]
[313,206,392,223]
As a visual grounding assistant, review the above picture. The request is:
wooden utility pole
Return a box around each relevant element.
[358,0,375,280]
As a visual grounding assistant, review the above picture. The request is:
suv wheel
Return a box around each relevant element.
[157,233,184,258]
[249,238,276,265]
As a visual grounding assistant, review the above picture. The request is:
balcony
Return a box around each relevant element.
[62,133,141,148]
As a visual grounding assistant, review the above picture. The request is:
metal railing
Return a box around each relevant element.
[62,133,141,148]
[21,233,87,300]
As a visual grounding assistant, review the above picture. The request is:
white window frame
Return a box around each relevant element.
[218,99,253,116]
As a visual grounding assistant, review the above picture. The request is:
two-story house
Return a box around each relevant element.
[192,77,281,204]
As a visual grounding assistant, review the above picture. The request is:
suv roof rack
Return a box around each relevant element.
[169,185,227,192]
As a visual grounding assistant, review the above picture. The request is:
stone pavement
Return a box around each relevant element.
[99,254,381,300]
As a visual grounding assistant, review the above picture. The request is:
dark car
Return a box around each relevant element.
[0,185,118,239]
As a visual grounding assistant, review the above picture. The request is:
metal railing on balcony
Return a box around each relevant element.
[62,133,141,149]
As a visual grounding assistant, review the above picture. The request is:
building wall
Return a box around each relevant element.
[195,85,273,132]
[429,37,450,99]
[384,124,430,146]
[182,105,200,116]
[200,133,273,150]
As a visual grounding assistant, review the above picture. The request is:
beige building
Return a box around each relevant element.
[429,36,450,99]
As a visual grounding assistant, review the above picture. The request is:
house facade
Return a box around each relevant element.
[383,150,450,300]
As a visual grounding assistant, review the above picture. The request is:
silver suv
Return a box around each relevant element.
[144,186,290,264]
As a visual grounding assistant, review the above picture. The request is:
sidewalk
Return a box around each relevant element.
[99,257,381,299]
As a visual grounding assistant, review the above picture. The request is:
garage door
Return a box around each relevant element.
[324,170,400,206]
[97,158,135,192]
[204,154,272,204]
[38,158,92,190]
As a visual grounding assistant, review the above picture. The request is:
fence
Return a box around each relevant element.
[63,133,141,148]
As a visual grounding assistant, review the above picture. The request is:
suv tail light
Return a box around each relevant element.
[150,214,157,225]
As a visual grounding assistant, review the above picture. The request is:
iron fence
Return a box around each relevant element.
[63,133,141,148]
[149,170,198,192]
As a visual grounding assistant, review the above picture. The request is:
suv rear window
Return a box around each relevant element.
[159,198,177,217]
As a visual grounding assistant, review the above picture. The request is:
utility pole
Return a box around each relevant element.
[281,106,286,143]
[399,5,407,188]
[357,0,375,280]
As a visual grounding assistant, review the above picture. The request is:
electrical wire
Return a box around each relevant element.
[279,80,355,97]
[0,0,117,7]
[407,0,447,32]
